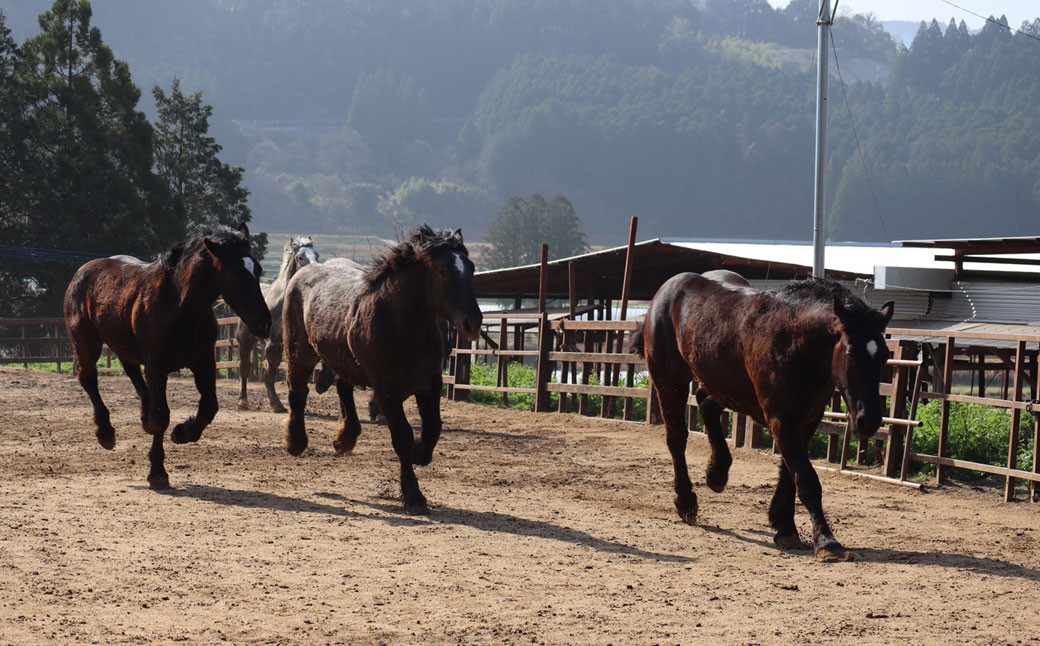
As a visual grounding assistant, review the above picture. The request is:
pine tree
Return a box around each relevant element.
[11,0,179,315]
[153,77,265,259]
[483,194,588,270]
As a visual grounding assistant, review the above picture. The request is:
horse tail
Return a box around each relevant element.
[629,316,647,358]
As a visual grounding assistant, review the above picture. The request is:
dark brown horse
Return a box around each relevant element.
[632,270,893,561]
[64,223,271,489]
[281,225,481,512]
[235,236,319,413]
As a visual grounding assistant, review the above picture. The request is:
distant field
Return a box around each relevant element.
[262,232,492,274]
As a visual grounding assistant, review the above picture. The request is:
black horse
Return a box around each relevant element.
[281,225,482,512]
[64,223,271,489]
[632,270,893,561]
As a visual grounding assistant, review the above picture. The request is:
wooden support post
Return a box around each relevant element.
[883,341,914,478]
[936,338,956,485]
[21,324,28,368]
[534,245,552,412]
[750,420,764,450]
[1032,411,1040,503]
[452,331,471,403]
[615,217,638,419]
[646,375,659,425]
[827,392,842,462]
[1005,340,1027,502]
[734,410,746,448]
[54,323,62,373]
[900,351,926,481]
[978,350,986,398]
[499,318,509,407]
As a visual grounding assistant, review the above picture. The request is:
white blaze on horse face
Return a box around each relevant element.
[866,340,879,358]
[242,256,256,277]
[453,252,466,277]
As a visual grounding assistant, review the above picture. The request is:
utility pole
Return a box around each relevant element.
[812,0,832,278]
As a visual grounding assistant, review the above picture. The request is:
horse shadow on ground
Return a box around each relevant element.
[162,485,692,562]
[700,523,1040,582]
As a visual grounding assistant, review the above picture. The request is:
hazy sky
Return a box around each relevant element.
[767,0,1038,29]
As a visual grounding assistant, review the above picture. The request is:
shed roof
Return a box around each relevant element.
[472,238,865,300]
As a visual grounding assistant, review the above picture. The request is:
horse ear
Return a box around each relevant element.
[878,300,895,327]
[203,238,221,258]
[833,294,851,324]
[237,221,250,238]
[454,228,463,242]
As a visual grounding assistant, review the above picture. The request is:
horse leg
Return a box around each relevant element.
[72,337,114,450]
[123,363,150,428]
[653,376,696,523]
[768,462,805,549]
[263,340,287,413]
[142,366,171,490]
[696,388,733,493]
[283,358,316,457]
[142,364,170,438]
[368,398,384,423]
[171,356,218,444]
[772,419,850,562]
[332,378,362,454]
[412,376,443,466]
[376,393,428,513]
[236,328,255,410]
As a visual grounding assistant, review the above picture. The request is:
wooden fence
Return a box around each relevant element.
[0,317,259,378]
[4,315,1039,501]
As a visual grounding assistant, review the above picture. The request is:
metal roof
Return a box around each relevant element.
[472,238,865,300]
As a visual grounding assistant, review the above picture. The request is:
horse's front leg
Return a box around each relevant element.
[142,364,171,489]
[376,392,428,513]
[411,375,443,466]
[263,339,287,413]
[771,419,850,562]
[171,356,218,445]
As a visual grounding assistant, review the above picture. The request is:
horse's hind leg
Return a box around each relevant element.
[236,328,255,410]
[263,340,287,413]
[71,335,114,450]
[171,356,218,445]
[650,365,696,523]
[695,388,733,494]
[332,378,362,454]
[123,363,150,428]
[283,355,317,457]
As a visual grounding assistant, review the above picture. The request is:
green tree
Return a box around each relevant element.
[484,194,588,270]
[153,77,265,259]
[5,0,178,315]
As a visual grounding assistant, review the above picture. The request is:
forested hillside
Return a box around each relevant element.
[4,0,1039,244]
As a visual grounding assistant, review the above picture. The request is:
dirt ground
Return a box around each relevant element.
[1,367,1039,645]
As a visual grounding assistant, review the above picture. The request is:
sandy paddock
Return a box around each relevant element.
[1,366,1039,645]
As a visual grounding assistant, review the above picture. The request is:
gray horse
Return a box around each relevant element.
[236,236,319,412]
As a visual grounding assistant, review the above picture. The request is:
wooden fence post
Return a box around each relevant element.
[936,337,956,485]
[883,341,914,477]
[1005,340,1027,501]
[534,245,552,412]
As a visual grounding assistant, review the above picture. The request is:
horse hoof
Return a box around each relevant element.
[403,498,430,515]
[773,533,809,550]
[96,429,116,450]
[271,404,287,414]
[148,474,170,490]
[674,495,698,525]
[705,469,729,494]
[170,424,189,444]
[332,435,357,455]
[236,399,249,411]
[411,443,434,466]
[814,540,854,563]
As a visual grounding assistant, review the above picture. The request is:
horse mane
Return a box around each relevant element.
[158,225,245,272]
[775,277,873,322]
[363,224,467,289]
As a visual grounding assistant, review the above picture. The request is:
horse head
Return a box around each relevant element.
[415,226,482,343]
[831,296,895,439]
[204,222,272,339]
[288,236,319,274]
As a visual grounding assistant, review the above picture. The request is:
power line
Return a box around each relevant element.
[0,244,111,265]
[936,0,1040,44]
[829,30,892,244]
